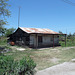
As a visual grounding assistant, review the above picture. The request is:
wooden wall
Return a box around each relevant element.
[8,28,30,46]
[8,28,60,48]
[30,34,60,48]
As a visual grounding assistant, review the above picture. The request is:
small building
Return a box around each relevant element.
[8,27,65,48]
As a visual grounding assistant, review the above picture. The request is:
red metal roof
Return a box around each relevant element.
[19,27,60,34]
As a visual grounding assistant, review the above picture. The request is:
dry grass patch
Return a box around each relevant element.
[5,46,75,70]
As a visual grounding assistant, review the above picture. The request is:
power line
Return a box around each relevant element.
[62,0,75,6]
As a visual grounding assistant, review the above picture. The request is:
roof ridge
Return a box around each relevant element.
[19,27,59,34]
[19,27,53,30]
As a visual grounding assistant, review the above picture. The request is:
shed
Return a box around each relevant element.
[8,27,66,48]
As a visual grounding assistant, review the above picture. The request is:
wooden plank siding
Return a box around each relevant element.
[30,34,60,48]
[8,28,30,46]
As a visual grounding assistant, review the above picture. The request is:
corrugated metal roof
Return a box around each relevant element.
[19,27,60,34]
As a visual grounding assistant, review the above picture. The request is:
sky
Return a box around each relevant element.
[6,0,75,34]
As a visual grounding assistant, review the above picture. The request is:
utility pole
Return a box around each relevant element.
[66,28,67,35]
[18,7,21,27]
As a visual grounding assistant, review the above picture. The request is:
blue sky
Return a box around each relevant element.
[6,0,75,34]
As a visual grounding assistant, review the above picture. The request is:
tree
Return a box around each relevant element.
[5,28,16,36]
[67,32,72,39]
[59,31,64,41]
[59,31,63,34]
[0,27,6,36]
[0,0,10,35]
[73,32,75,36]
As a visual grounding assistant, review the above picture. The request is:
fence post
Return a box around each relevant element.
[65,34,67,47]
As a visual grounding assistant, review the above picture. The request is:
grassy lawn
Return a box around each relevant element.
[0,37,75,70]
[4,46,75,70]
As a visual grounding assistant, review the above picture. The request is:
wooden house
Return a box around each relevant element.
[8,27,66,48]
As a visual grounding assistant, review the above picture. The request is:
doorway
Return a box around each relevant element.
[38,36,42,47]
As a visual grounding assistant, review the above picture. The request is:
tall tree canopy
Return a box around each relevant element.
[0,0,10,35]
[0,0,10,24]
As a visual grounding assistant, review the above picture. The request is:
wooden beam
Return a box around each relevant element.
[53,35,54,47]
[65,34,67,47]
[36,34,38,49]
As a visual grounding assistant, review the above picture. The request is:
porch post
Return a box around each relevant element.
[53,35,54,47]
[65,34,67,47]
[36,34,38,49]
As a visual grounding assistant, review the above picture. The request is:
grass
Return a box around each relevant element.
[1,37,75,70]
[4,46,75,70]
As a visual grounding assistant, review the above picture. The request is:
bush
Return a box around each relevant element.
[0,55,36,75]
[0,37,7,45]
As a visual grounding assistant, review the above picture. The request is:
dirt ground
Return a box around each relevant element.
[35,62,75,75]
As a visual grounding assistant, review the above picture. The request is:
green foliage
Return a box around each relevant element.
[0,55,36,75]
[0,0,10,36]
[0,55,15,75]
[59,31,75,47]
[0,27,7,36]
[0,0,10,18]
[60,38,75,47]
[67,33,72,39]
[0,37,7,45]
[59,31,63,34]
[0,28,16,37]
[5,28,16,36]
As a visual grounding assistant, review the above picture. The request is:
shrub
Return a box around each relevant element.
[0,55,36,75]
[0,37,7,45]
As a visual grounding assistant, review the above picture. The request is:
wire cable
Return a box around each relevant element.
[62,0,75,6]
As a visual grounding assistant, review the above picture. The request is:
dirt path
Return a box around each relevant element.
[35,62,75,75]
[10,46,26,51]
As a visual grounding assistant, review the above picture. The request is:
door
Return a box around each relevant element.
[38,36,42,47]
